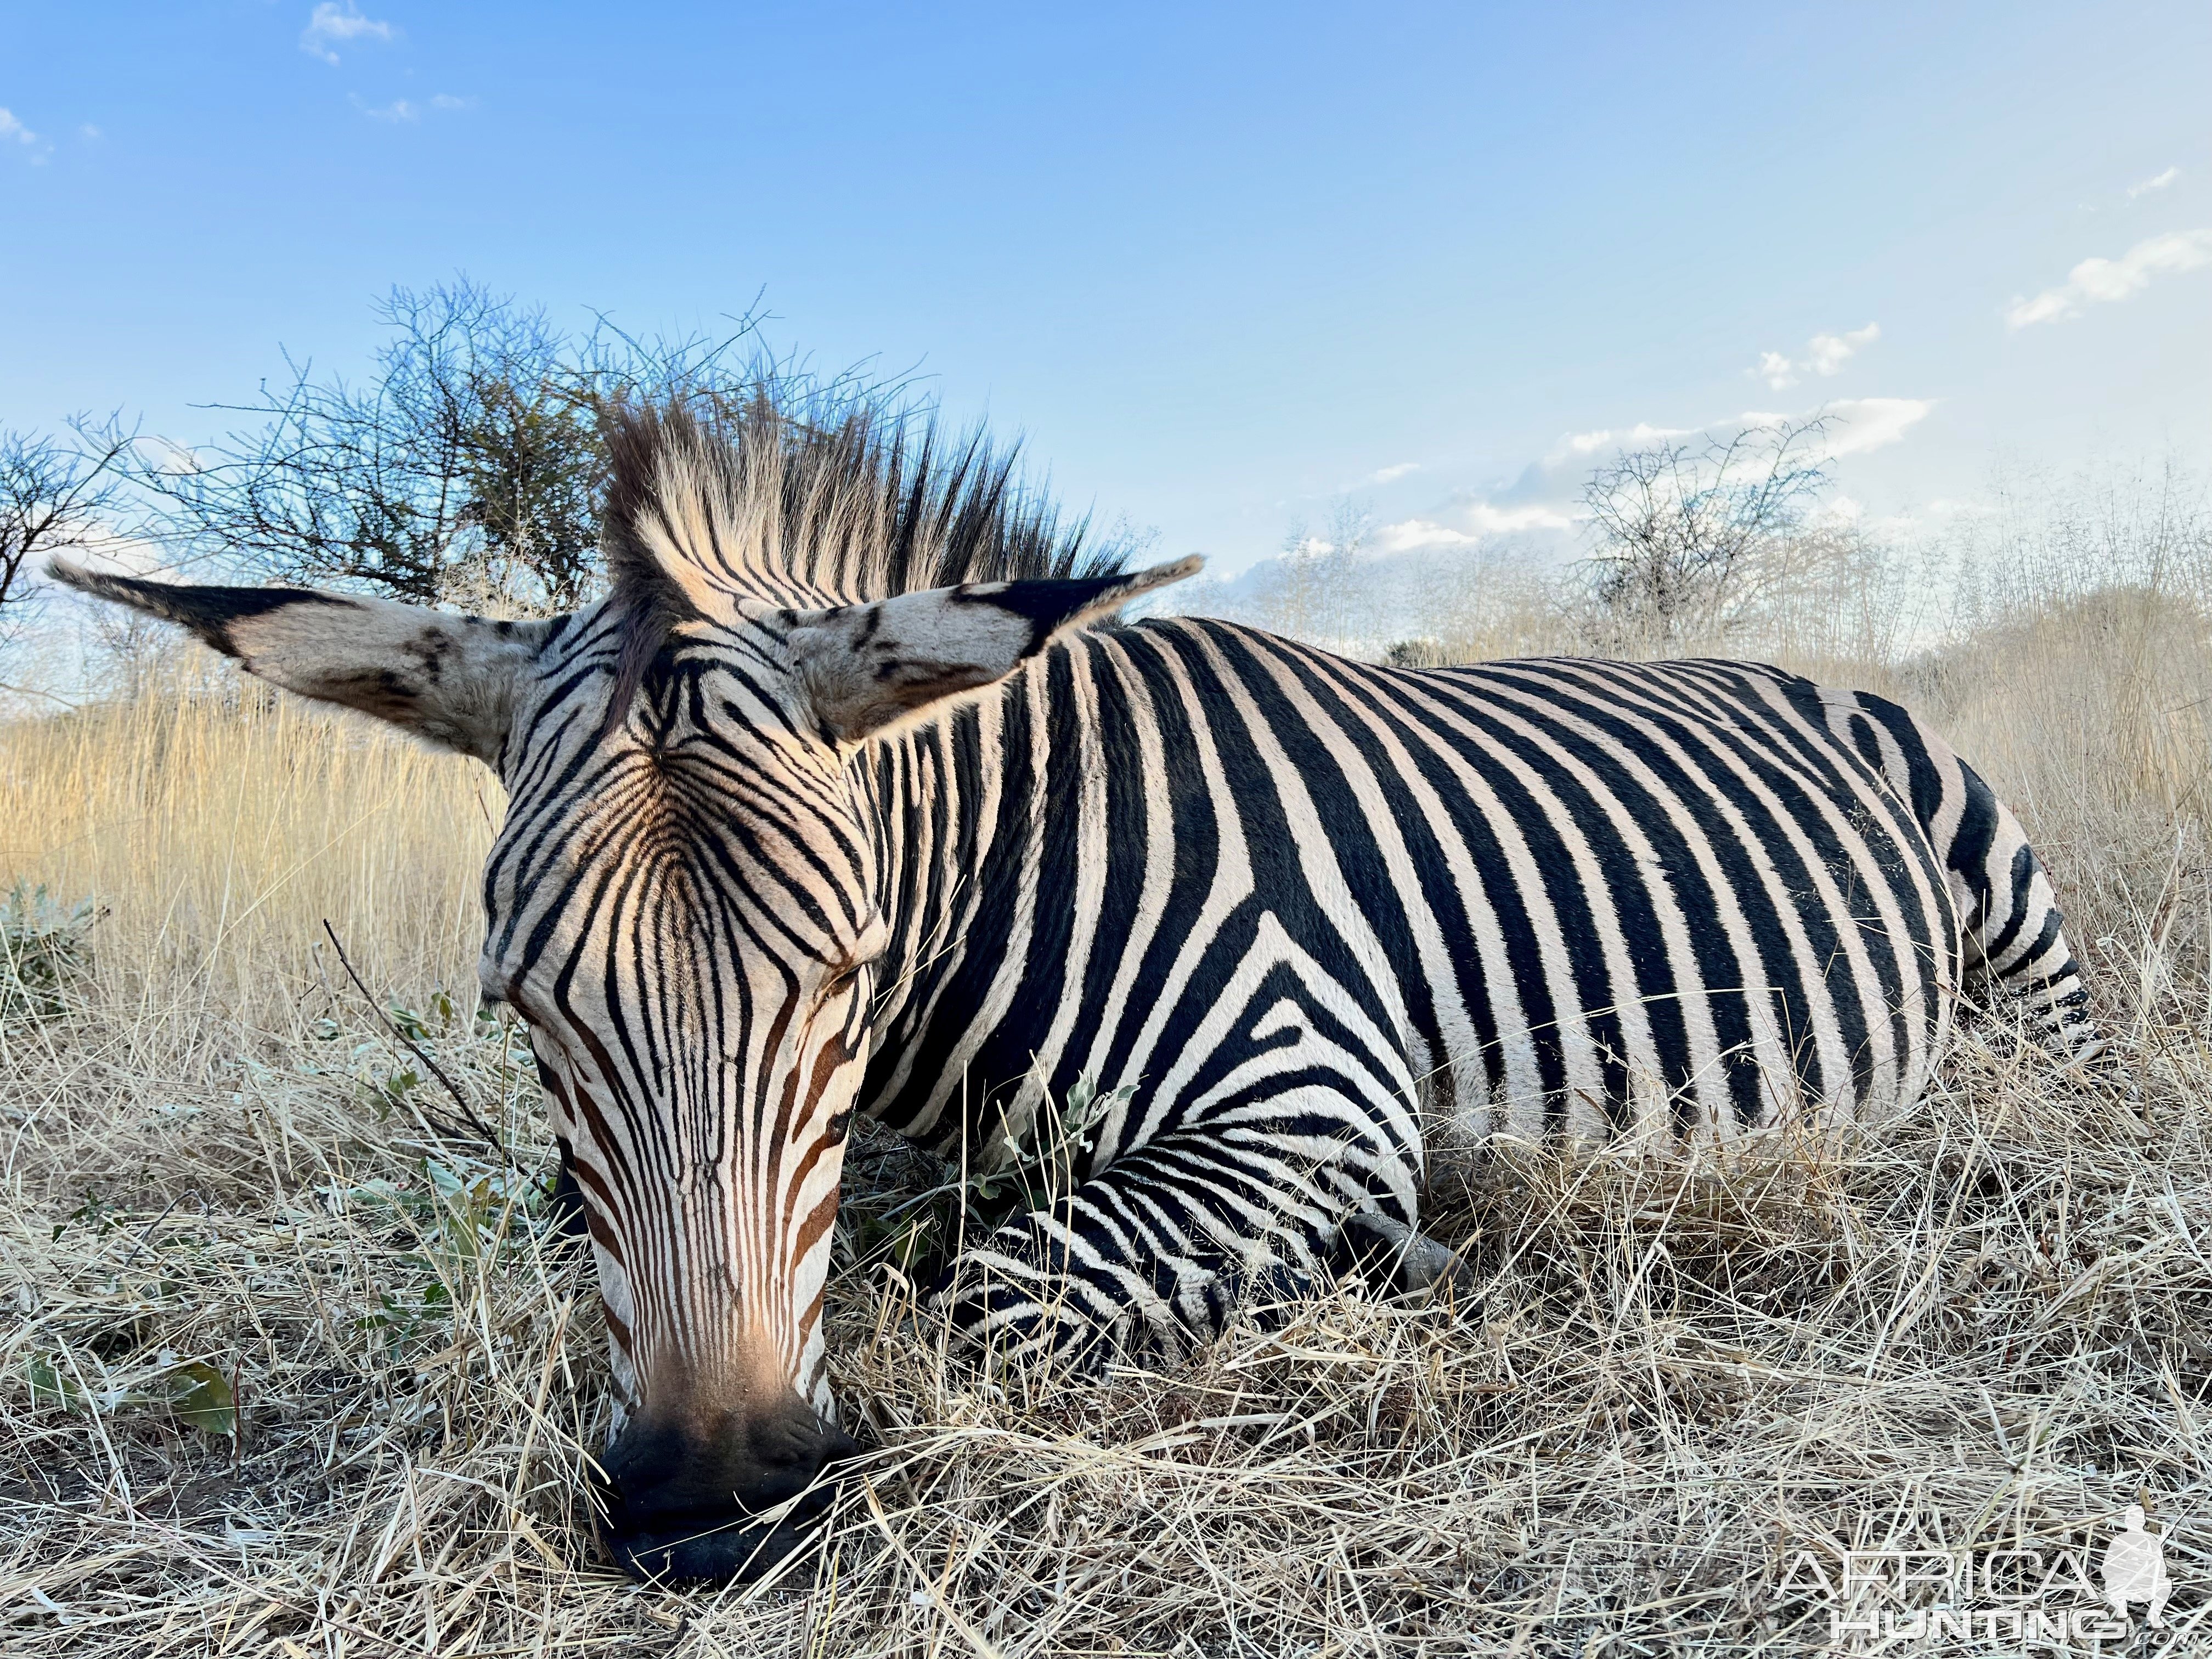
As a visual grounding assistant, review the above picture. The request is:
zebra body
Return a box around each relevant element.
[847,625,2097,1356]
[53,400,2104,1581]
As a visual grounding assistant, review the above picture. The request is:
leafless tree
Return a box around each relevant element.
[1260,498,1374,650]
[128,281,837,616]
[1576,416,1833,650]
[131,284,609,613]
[0,417,136,659]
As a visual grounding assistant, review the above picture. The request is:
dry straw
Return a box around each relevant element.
[3,574,2210,1652]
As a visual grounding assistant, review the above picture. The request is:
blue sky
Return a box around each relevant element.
[1,1,2205,575]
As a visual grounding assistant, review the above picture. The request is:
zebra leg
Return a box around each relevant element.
[1831,691,2120,1076]
[1332,1209,1479,1299]
[933,1126,1412,1367]
[547,1140,594,1243]
[1941,757,2115,1071]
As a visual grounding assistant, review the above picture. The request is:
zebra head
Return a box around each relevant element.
[50,402,1197,1582]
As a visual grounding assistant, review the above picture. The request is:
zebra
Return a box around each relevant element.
[53,398,2111,1582]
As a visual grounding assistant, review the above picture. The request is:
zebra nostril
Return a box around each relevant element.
[599,1401,858,1583]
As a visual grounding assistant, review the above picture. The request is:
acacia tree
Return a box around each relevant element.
[1576,416,1833,650]
[131,282,801,616]
[129,284,611,613]
[0,418,136,661]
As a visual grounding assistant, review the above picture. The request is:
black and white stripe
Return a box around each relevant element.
[840,629,2106,1356]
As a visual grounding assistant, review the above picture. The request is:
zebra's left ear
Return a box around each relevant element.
[783,555,1201,742]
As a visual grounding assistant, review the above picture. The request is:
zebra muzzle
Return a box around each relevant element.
[596,1396,861,1583]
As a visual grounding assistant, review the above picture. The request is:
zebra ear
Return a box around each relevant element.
[784,555,1201,742]
[47,560,548,765]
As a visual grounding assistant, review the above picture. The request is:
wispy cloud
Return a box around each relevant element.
[352,93,473,122]
[1751,322,1880,390]
[1815,397,1934,457]
[0,107,49,160]
[1375,504,1574,552]
[125,436,206,478]
[1368,391,1929,563]
[1559,392,1927,473]
[302,2,397,65]
[1365,462,1420,484]
[2127,166,2181,200]
[2005,228,2212,327]
[1551,422,1690,461]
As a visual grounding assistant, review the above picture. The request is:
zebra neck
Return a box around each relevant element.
[852,651,1077,1144]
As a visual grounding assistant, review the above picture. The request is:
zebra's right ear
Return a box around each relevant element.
[47,560,551,766]
[783,556,1201,742]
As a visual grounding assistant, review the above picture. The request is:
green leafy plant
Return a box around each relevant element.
[386,990,457,1043]
[50,1186,115,1244]
[849,1073,1135,1279]
[161,1359,239,1438]
[967,1071,1130,1228]
[334,1154,554,1353]
[0,883,97,1024]
[21,1351,239,1439]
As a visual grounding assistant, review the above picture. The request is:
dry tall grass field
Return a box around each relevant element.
[5,528,2211,1653]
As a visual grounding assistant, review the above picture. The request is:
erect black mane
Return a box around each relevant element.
[592,395,1133,726]
[601,394,1127,613]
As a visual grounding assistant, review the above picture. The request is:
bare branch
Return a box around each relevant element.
[1575,416,1835,650]
[0,414,137,650]
[127,279,876,616]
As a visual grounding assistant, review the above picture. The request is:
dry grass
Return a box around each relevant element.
[3,608,2210,1656]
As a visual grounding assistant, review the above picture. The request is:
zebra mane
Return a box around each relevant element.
[601,395,1124,614]
[596,396,1128,724]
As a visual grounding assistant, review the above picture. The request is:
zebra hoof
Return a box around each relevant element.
[1335,1211,1480,1302]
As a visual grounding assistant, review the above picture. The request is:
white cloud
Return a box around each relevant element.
[1753,322,1879,389]
[1554,422,1689,460]
[1755,351,1798,391]
[302,2,397,64]
[353,92,472,121]
[2005,228,2212,326]
[1463,503,1574,533]
[1816,397,1934,457]
[1554,394,1927,475]
[1365,461,1420,484]
[2127,166,2181,199]
[1376,505,1573,552]
[78,123,101,140]
[1805,323,1879,376]
[1375,520,1479,552]
[1358,390,1928,572]
[0,106,52,163]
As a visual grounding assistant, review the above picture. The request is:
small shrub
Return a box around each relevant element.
[0,883,97,1024]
